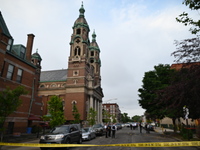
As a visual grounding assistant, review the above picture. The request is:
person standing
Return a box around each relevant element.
[139,122,142,133]
[104,124,108,138]
[130,123,133,130]
[108,124,111,137]
[104,124,109,138]
[111,123,117,138]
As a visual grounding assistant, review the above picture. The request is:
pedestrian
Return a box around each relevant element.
[130,123,133,130]
[111,123,117,138]
[147,124,150,134]
[139,122,142,133]
[104,124,108,138]
[108,124,111,137]
[145,123,148,133]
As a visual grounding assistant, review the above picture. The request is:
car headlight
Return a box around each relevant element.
[40,135,45,140]
[55,134,64,140]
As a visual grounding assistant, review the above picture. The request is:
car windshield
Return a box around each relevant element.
[82,128,89,133]
[50,126,69,134]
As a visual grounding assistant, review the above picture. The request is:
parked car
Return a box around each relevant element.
[39,124,82,150]
[82,127,96,141]
[115,123,122,130]
[92,124,105,136]
[148,125,154,131]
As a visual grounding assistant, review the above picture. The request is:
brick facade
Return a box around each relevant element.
[0,12,42,133]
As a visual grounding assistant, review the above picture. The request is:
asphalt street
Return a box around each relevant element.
[1,127,199,150]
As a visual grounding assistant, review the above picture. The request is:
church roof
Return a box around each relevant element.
[40,69,67,82]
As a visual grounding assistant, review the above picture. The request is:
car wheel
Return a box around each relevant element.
[77,136,82,144]
[94,134,96,139]
[65,139,70,150]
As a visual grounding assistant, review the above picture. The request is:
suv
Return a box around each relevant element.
[92,124,105,136]
[39,124,82,150]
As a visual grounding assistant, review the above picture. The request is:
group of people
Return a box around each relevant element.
[104,123,117,138]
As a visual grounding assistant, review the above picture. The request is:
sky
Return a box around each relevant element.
[1,0,198,117]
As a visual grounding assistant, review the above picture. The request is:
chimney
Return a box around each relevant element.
[26,34,35,61]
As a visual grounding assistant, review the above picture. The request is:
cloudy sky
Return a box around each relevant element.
[1,0,197,117]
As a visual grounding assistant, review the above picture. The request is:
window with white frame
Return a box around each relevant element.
[16,68,23,83]
[6,64,14,80]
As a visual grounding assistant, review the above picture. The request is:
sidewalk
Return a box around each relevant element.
[2,133,40,143]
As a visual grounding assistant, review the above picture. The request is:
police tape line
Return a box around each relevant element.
[0,141,200,147]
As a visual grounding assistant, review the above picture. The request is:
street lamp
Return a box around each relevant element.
[103,98,117,103]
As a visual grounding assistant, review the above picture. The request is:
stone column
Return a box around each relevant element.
[99,102,102,123]
[90,96,93,109]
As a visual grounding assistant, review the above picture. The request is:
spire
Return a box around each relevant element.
[92,30,96,42]
[79,1,85,18]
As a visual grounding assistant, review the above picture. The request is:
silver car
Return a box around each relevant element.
[82,127,96,141]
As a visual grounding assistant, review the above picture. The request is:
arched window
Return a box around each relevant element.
[74,46,81,56]
[76,28,81,34]
[51,84,57,88]
[91,51,94,56]
[40,84,45,88]
[71,100,77,111]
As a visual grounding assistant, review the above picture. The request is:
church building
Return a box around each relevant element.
[38,3,104,124]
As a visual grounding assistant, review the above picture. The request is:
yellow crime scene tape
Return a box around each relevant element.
[0,141,200,147]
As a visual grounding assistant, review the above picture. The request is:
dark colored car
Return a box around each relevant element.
[149,125,154,131]
[39,124,82,150]
[92,124,105,136]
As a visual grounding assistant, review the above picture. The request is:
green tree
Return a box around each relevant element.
[176,0,200,34]
[47,96,65,128]
[131,115,142,122]
[87,108,97,126]
[138,64,175,119]
[72,104,81,124]
[0,86,28,142]
[111,115,117,123]
[121,113,130,123]
[102,109,111,123]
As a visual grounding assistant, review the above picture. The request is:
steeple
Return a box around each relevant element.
[92,30,96,42]
[79,1,85,18]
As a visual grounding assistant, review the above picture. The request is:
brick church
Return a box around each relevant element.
[38,3,104,124]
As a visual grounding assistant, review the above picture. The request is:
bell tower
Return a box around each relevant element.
[65,3,93,121]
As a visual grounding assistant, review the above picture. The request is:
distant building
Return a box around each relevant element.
[0,12,42,133]
[102,103,121,123]
[38,3,104,124]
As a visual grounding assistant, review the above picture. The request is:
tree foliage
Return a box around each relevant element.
[0,86,28,141]
[102,109,111,123]
[158,65,200,120]
[87,108,97,126]
[121,113,130,123]
[172,37,200,63]
[176,0,200,34]
[47,96,65,128]
[138,64,175,119]
[72,104,81,124]
[131,115,142,122]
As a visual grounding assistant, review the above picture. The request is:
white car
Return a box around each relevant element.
[82,127,96,141]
